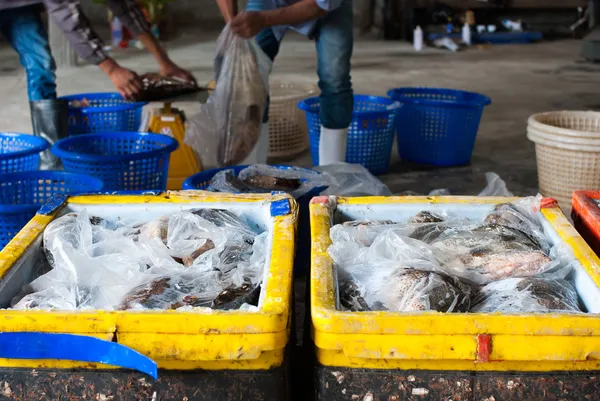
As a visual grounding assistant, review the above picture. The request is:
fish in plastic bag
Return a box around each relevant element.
[208,164,333,199]
[14,207,268,311]
[185,24,271,167]
[471,277,582,313]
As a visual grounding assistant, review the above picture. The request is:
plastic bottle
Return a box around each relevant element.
[111,17,123,47]
[413,26,423,51]
[462,23,471,46]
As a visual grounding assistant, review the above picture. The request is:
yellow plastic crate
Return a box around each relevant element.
[0,191,297,373]
[310,195,600,373]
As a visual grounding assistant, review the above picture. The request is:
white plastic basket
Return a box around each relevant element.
[268,82,317,158]
[527,111,600,207]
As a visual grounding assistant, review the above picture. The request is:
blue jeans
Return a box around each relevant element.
[247,0,354,129]
[0,4,57,101]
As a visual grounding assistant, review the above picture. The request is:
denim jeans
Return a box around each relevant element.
[0,4,57,101]
[247,0,354,129]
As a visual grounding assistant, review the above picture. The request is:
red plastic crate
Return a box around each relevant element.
[572,190,600,255]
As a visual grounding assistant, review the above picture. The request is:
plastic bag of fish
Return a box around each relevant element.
[10,208,268,311]
[208,164,333,199]
[185,24,271,167]
[330,196,584,314]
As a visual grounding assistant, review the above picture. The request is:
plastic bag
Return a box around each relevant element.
[314,163,392,196]
[329,196,582,312]
[478,172,514,197]
[185,24,271,167]
[209,164,334,198]
[13,208,268,311]
[471,277,582,313]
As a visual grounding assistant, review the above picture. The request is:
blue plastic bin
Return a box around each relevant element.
[60,93,147,135]
[51,132,179,191]
[298,95,399,175]
[0,171,104,249]
[388,87,491,166]
[183,165,327,276]
[0,133,49,174]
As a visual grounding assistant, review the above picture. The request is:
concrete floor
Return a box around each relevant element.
[0,33,598,201]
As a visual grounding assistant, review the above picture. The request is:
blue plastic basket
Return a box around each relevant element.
[298,95,399,175]
[0,133,49,174]
[51,132,179,191]
[0,171,104,249]
[183,165,327,277]
[60,93,147,135]
[388,87,491,166]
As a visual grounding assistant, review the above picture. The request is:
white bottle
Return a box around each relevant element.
[414,26,423,51]
[462,23,472,46]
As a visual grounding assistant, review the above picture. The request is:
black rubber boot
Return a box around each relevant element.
[30,99,69,170]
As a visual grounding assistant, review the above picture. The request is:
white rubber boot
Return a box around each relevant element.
[319,126,348,166]
[242,123,269,165]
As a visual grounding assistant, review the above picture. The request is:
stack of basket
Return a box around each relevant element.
[527,111,600,207]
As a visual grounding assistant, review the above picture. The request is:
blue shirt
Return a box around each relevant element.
[246,0,343,40]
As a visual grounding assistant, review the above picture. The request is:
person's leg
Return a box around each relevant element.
[314,0,354,165]
[0,4,57,101]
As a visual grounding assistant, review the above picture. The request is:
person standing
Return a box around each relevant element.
[215,0,354,165]
[0,0,195,168]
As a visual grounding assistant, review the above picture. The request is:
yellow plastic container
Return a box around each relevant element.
[0,191,296,374]
[310,196,600,373]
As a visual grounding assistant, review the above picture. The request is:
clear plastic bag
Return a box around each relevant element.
[314,163,392,196]
[13,208,268,311]
[208,164,334,199]
[329,196,582,312]
[185,24,271,167]
[471,277,582,313]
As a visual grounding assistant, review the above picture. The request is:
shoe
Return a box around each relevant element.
[242,122,269,165]
[30,99,69,170]
[318,126,348,166]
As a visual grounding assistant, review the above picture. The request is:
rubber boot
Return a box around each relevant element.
[30,99,69,170]
[242,122,269,165]
[318,126,348,166]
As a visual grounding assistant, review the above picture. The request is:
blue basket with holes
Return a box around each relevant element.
[51,132,178,191]
[183,165,327,276]
[60,93,147,135]
[0,133,49,173]
[0,171,104,249]
[298,95,400,175]
[388,87,491,166]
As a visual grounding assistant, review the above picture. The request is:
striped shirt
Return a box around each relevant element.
[246,0,343,40]
[0,0,150,65]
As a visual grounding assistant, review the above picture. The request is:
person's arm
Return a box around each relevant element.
[216,0,238,23]
[230,0,342,38]
[43,0,143,99]
[105,0,196,84]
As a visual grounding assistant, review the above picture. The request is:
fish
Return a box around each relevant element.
[118,277,172,310]
[342,220,395,227]
[193,209,256,240]
[118,276,216,310]
[140,216,170,244]
[410,211,444,224]
[471,277,581,313]
[484,203,538,231]
[409,224,447,243]
[381,270,470,312]
[338,280,372,312]
[182,239,215,267]
[243,175,301,192]
[211,282,261,310]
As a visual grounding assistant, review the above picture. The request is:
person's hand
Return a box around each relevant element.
[159,60,197,86]
[108,66,143,100]
[231,11,267,38]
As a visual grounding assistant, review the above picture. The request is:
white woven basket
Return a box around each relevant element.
[527,111,600,207]
[268,82,318,158]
